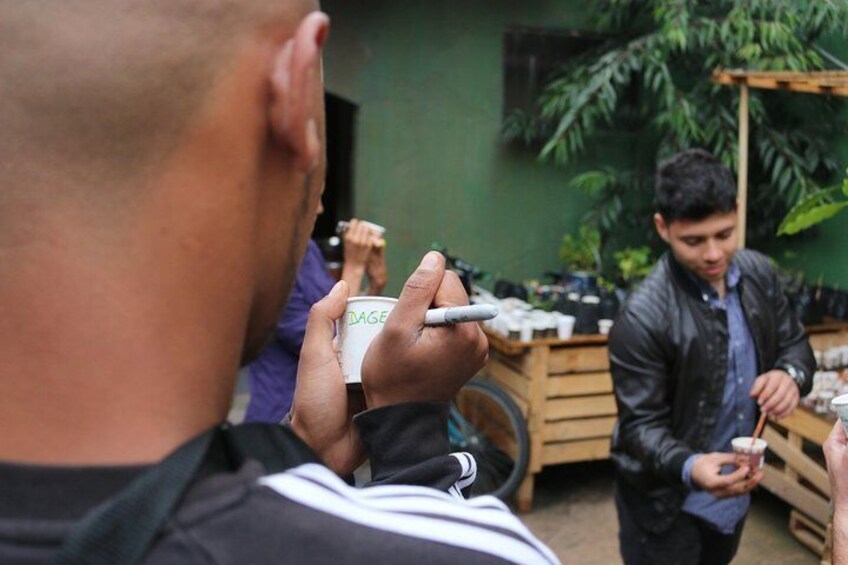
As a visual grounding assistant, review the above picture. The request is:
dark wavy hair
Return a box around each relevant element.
[655,149,737,222]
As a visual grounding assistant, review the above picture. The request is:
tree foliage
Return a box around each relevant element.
[505,0,848,254]
[777,173,848,235]
[559,224,602,272]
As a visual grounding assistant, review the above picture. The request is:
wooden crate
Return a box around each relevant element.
[761,407,833,558]
[808,321,848,351]
[789,510,827,557]
[483,329,617,512]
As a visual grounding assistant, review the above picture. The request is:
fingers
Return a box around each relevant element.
[753,372,782,405]
[367,246,386,269]
[770,387,799,419]
[389,251,444,326]
[344,220,366,249]
[715,475,760,498]
[432,270,470,308]
[749,374,766,398]
[825,421,848,463]
[346,219,381,246]
[714,468,761,498]
[430,270,488,371]
[301,281,349,362]
[712,462,750,488]
[711,452,739,466]
[761,376,792,412]
[756,371,799,418]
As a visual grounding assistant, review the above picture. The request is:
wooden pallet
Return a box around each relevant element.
[483,328,615,512]
[789,510,827,558]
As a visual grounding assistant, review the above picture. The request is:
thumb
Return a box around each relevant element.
[716,463,750,487]
[712,453,738,466]
[302,280,349,359]
[390,251,444,324]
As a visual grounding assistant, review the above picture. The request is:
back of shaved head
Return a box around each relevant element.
[0,0,313,196]
[0,0,330,465]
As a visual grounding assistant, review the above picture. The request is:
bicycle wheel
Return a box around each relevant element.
[449,377,530,500]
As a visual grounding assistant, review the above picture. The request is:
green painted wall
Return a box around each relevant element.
[322,0,642,294]
[323,1,848,292]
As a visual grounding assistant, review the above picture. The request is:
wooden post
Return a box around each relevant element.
[517,344,549,513]
[737,84,749,249]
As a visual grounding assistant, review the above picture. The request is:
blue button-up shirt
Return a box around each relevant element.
[680,262,759,534]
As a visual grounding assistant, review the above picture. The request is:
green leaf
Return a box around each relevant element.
[777,185,847,236]
[778,202,848,236]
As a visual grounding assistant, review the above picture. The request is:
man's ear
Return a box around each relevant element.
[268,12,330,173]
[653,212,670,244]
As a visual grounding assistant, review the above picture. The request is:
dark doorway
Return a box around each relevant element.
[314,92,357,239]
[314,92,357,273]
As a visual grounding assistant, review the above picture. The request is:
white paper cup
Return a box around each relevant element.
[817,389,835,414]
[557,315,576,340]
[731,437,768,469]
[520,319,534,342]
[598,319,614,336]
[832,394,848,433]
[824,348,842,370]
[336,296,397,384]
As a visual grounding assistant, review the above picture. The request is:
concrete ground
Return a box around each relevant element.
[229,381,818,564]
[520,460,819,564]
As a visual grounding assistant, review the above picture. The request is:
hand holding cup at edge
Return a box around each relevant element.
[290,280,367,476]
[360,251,489,409]
[824,421,848,512]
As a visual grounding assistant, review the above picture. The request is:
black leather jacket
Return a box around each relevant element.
[608,249,815,532]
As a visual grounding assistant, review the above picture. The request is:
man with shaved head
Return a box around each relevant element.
[0,2,556,563]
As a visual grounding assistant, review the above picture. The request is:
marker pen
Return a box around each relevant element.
[424,304,499,326]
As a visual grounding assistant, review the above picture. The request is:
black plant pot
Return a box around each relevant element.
[598,290,620,320]
[555,293,580,317]
[821,286,848,320]
[792,285,824,326]
[564,271,599,295]
[575,295,600,334]
[830,289,848,320]
[821,286,836,319]
[494,279,528,301]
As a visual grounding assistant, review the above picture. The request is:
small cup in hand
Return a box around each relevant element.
[731,437,768,472]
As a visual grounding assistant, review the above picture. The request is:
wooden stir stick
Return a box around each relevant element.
[751,411,768,445]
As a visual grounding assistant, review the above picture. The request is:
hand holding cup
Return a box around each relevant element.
[360,251,489,409]
[690,452,762,498]
[290,281,367,476]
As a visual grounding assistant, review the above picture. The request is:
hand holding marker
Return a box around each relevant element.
[424,304,499,326]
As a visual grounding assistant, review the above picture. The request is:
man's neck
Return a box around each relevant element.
[0,236,248,465]
[711,277,727,299]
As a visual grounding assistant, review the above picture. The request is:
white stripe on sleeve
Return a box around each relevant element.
[259,463,559,565]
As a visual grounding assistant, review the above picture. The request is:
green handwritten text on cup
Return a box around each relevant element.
[348,310,390,326]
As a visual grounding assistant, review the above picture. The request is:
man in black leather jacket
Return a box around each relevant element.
[608,149,815,564]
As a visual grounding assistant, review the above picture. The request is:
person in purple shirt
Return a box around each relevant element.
[246,217,387,423]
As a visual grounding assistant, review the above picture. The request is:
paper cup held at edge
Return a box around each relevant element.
[336,296,397,384]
